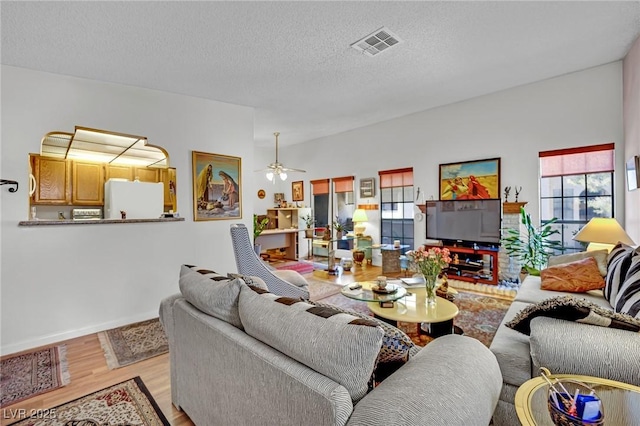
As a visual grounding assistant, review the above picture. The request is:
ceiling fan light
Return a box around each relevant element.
[280,172,288,181]
[266,172,274,181]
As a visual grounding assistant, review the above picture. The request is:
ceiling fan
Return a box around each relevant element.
[258,132,306,182]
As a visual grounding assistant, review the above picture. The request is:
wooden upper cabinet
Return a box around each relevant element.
[105,164,134,181]
[133,167,159,183]
[72,161,104,205]
[32,155,70,204]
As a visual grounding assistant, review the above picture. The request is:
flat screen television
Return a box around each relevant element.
[425,199,501,247]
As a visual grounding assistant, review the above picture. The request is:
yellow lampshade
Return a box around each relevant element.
[352,209,368,236]
[573,218,635,252]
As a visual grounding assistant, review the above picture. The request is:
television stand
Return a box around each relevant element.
[424,243,499,286]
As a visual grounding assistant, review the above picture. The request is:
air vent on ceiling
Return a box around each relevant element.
[350,27,402,57]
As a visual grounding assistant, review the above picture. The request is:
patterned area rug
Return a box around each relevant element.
[314,289,511,348]
[8,376,169,426]
[274,260,314,274]
[98,319,168,369]
[0,345,70,408]
[306,275,344,300]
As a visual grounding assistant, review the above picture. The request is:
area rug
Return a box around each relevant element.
[8,376,169,426]
[0,345,70,408]
[307,275,344,301]
[98,318,168,370]
[274,260,314,274]
[314,289,511,348]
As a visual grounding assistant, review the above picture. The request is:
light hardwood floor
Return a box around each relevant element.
[1,264,389,426]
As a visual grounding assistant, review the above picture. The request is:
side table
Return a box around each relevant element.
[379,244,409,274]
[515,373,640,425]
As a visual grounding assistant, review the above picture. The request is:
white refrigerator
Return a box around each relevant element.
[104,179,164,219]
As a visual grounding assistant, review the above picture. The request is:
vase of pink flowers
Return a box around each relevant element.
[405,246,452,306]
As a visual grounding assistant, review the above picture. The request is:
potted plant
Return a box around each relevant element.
[301,214,315,238]
[333,217,345,239]
[253,214,270,255]
[502,207,562,276]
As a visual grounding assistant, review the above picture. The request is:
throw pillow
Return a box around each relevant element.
[237,285,383,403]
[604,243,637,304]
[227,273,268,290]
[311,301,416,382]
[179,264,245,329]
[613,250,640,318]
[540,257,605,293]
[506,295,640,336]
[547,249,608,277]
[272,269,309,287]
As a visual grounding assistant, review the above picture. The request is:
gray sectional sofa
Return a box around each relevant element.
[160,265,503,426]
[490,271,640,425]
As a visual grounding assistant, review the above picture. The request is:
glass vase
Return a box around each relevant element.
[424,273,438,306]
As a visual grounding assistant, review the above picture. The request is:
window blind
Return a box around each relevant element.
[311,179,330,195]
[539,143,614,178]
[379,168,413,187]
[333,176,354,193]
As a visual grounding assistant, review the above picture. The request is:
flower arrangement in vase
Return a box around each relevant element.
[405,246,452,305]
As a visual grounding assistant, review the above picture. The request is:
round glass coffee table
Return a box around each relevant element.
[515,373,640,425]
[368,287,459,338]
[340,281,407,306]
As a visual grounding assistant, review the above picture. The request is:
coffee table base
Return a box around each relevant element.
[420,320,463,338]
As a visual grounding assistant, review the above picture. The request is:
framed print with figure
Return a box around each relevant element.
[439,158,500,200]
[292,181,304,201]
[627,155,640,191]
[192,151,242,221]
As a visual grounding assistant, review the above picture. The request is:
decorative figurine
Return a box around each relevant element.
[515,186,522,202]
[504,186,511,201]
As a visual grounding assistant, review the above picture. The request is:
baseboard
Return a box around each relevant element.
[1,310,159,356]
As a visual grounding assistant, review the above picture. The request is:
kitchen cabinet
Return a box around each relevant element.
[160,167,177,212]
[133,167,159,183]
[72,161,104,205]
[105,164,134,181]
[31,155,71,204]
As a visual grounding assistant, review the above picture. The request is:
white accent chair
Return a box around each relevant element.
[230,224,310,299]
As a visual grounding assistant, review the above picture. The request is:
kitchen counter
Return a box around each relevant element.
[18,217,185,226]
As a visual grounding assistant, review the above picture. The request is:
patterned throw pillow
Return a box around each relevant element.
[237,285,383,403]
[540,257,605,293]
[227,273,268,290]
[613,250,640,318]
[506,295,640,336]
[604,243,637,304]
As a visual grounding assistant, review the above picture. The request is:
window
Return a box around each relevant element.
[333,176,355,232]
[539,143,615,253]
[310,179,330,229]
[379,168,414,249]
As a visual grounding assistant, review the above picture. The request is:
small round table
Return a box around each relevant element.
[515,373,640,425]
[340,281,407,306]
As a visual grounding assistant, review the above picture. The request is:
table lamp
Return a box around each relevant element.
[352,209,368,236]
[573,218,635,252]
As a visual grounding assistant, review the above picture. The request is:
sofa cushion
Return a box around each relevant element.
[237,285,383,402]
[272,269,309,287]
[227,273,268,290]
[548,249,608,276]
[604,243,637,304]
[613,250,640,318]
[540,257,605,293]
[515,275,609,308]
[311,301,415,381]
[179,265,246,329]
[506,295,640,336]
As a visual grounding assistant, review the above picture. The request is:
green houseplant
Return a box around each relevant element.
[253,215,270,256]
[502,207,562,276]
[301,214,315,238]
[332,216,345,239]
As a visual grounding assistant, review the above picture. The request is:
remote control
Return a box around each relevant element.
[348,283,362,290]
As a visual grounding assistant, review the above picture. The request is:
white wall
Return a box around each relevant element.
[0,66,254,354]
[282,62,626,246]
[623,36,640,244]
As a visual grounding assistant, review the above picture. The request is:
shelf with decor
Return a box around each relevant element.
[423,243,499,285]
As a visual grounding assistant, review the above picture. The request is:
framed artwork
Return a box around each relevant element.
[192,151,242,221]
[274,193,285,204]
[257,189,266,199]
[360,177,375,198]
[292,180,304,201]
[439,157,500,200]
[626,155,640,191]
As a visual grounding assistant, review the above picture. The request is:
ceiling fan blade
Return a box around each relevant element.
[281,167,306,173]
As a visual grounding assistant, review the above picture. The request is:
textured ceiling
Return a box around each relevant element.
[2,1,640,147]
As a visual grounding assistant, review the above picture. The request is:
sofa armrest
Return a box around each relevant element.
[530,317,640,386]
[346,335,502,426]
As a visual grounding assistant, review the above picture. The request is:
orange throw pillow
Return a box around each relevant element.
[541,257,605,293]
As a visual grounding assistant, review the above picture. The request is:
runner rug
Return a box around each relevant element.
[8,376,169,426]
[0,345,70,408]
[98,318,168,369]
[313,288,512,348]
